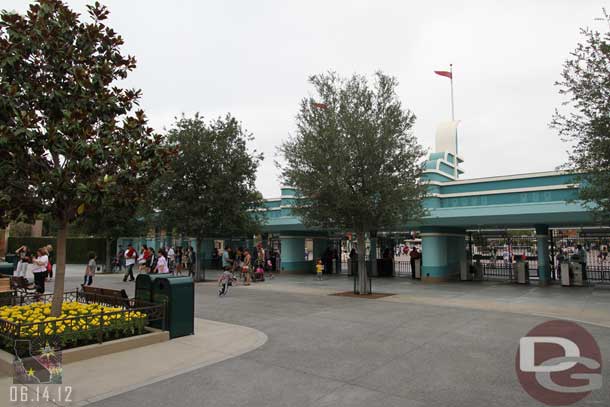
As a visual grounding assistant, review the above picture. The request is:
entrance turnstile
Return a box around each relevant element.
[516,261,530,284]
[560,261,571,286]
[571,262,584,286]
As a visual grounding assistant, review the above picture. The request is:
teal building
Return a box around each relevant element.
[259,121,596,284]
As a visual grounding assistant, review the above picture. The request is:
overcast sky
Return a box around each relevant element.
[5,0,609,197]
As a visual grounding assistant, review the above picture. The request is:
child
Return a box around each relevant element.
[83,251,96,286]
[316,259,324,281]
[218,269,234,296]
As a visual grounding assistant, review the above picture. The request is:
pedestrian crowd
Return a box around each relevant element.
[115,243,196,282]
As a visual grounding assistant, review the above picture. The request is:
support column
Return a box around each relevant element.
[280,236,308,273]
[535,224,550,286]
[200,239,215,269]
[421,228,466,283]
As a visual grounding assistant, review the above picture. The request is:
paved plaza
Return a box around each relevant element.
[27,268,608,406]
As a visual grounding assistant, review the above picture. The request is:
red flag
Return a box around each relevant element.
[311,102,328,109]
[434,70,452,79]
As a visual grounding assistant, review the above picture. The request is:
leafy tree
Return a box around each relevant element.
[552,12,610,219]
[279,72,427,294]
[153,113,263,280]
[0,0,168,315]
[72,193,149,273]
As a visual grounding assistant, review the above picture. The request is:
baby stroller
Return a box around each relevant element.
[218,271,237,296]
[253,265,265,282]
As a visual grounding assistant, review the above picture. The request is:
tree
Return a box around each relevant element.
[279,72,427,294]
[552,11,610,219]
[72,191,149,273]
[153,113,263,280]
[0,0,168,315]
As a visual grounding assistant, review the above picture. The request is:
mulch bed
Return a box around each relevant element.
[330,291,396,299]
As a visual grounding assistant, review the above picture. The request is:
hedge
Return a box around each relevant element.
[7,237,114,264]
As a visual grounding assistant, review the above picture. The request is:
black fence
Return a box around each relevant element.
[340,259,414,278]
[0,290,165,352]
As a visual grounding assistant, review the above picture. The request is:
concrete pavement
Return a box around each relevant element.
[0,318,267,406]
[87,271,610,407]
[6,267,610,406]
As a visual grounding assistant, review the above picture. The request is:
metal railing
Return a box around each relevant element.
[0,290,165,352]
[393,261,412,277]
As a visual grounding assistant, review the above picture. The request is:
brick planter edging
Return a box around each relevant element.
[0,327,169,376]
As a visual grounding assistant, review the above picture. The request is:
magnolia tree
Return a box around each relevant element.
[0,0,168,315]
[552,11,610,219]
[279,72,427,294]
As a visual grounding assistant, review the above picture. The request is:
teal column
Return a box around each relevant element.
[421,228,465,282]
[280,237,308,273]
[200,239,215,269]
[535,225,550,286]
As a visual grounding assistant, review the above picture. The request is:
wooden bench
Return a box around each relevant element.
[80,286,130,308]
[0,276,11,293]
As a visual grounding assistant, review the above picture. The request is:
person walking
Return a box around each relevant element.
[83,251,96,286]
[167,246,176,273]
[154,249,170,274]
[116,245,125,273]
[32,248,48,294]
[316,259,324,281]
[410,247,421,279]
[183,247,192,276]
[44,244,54,281]
[14,245,29,278]
[188,246,196,277]
[242,248,252,286]
[577,244,588,281]
[222,246,233,271]
[123,243,137,282]
[349,247,357,276]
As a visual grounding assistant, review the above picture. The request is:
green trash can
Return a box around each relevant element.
[135,274,164,302]
[152,276,194,339]
[0,262,14,276]
[4,254,17,269]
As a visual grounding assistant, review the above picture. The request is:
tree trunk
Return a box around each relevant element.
[356,230,369,294]
[51,221,68,317]
[105,238,112,273]
[370,234,378,277]
[196,238,205,282]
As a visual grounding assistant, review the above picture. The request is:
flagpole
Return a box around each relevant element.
[450,64,455,121]
[451,64,458,176]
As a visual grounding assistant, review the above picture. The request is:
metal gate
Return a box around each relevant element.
[470,229,610,284]
[470,231,539,280]
[551,229,610,284]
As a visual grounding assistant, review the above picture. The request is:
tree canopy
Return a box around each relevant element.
[0,0,168,314]
[152,113,263,278]
[552,13,610,219]
[279,71,427,292]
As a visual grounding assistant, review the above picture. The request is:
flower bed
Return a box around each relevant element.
[0,291,165,353]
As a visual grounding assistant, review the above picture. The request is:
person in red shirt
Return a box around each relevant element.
[142,245,152,273]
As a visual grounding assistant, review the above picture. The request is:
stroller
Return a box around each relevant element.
[218,270,237,296]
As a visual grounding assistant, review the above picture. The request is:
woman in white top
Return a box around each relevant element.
[32,248,48,294]
[154,249,169,274]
